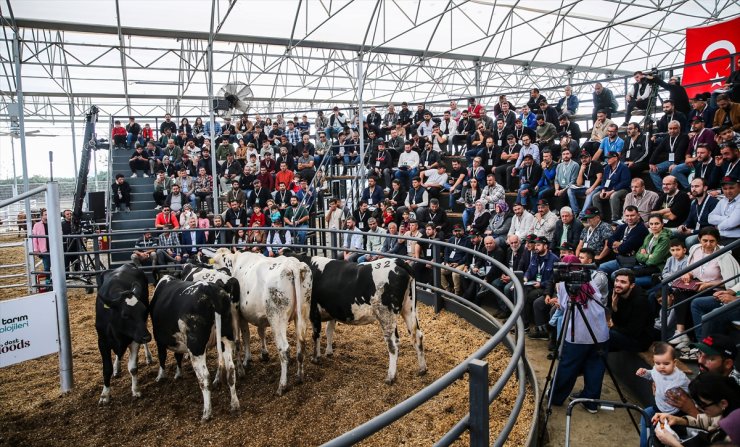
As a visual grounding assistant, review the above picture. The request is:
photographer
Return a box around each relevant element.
[549,255,608,414]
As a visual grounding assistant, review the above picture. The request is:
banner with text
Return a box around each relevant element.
[0,292,59,368]
[683,17,740,98]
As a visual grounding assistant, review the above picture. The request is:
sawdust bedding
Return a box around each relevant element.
[0,242,534,447]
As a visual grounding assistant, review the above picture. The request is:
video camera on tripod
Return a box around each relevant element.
[552,262,598,297]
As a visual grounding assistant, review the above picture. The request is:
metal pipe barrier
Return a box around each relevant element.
[21,225,538,446]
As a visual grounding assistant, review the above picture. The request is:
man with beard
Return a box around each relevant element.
[623,71,654,125]
[677,177,718,248]
[522,236,559,338]
[649,120,689,190]
[652,175,691,229]
[621,122,650,180]
[672,116,719,189]
[712,94,740,131]
[591,83,620,122]
[655,100,688,136]
[623,178,660,222]
[490,234,525,319]
[608,269,653,352]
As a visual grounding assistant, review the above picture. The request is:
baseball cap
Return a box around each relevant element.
[453,224,463,231]
[537,199,549,206]
[606,151,620,159]
[523,153,534,160]
[559,241,575,251]
[582,207,600,219]
[721,175,740,185]
[534,236,549,244]
[690,334,738,359]
[468,228,481,236]
[525,234,537,243]
[691,115,704,122]
[580,150,592,158]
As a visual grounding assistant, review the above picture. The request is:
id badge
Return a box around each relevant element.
[186,169,190,175]
[536,274,542,282]
[358,222,365,229]
[487,159,493,166]
[368,198,373,205]
[164,189,168,196]
[583,242,589,248]
[449,250,456,259]
[584,180,591,188]
[668,153,675,162]
[426,248,432,257]
[518,139,522,145]
[604,179,611,188]
[497,139,502,146]
[235,219,240,226]
[481,265,490,275]
[375,161,380,167]
[626,150,631,158]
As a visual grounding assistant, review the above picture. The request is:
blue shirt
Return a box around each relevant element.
[444,235,472,265]
[599,136,624,155]
[602,162,631,192]
[524,251,559,292]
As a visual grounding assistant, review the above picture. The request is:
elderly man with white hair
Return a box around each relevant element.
[551,206,584,253]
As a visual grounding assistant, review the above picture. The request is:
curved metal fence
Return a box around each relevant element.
[24,226,538,446]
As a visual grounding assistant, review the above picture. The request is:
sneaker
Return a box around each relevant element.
[125,206,131,213]
[679,347,699,362]
[384,187,390,193]
[155,205,162,210]
[131,173,137,178]
[569,392,598,413]
[669,333,690,347]
[143,173,149,178]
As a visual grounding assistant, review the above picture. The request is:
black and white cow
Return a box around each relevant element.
[212,248,312,396]
[288,253,426,384]
[95,263,152,405]
[151,276,239,421]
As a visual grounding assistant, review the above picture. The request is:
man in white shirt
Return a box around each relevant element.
[394,142,420,189]
[507,202,535,240]
[707,176,740,244]
[357,218,387,263]
[529,199,559,241]
[420,166,449,200]
[342,216,365,262]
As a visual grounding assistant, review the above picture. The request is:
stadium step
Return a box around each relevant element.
[111,209,158,221]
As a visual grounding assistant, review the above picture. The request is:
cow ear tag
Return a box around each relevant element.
[209,258,215,265]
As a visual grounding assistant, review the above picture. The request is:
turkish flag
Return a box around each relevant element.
[683,17,740,98]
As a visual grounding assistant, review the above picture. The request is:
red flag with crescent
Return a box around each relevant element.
[683,17,740,98]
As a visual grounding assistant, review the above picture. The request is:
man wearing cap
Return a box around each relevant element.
[576,207,613,263]
[529,198,558,241]
[515,153,543,211]
[595,151,631,223]
[687,93,716,125]
[522,235,559,337]
[441,224,472,296]
[551,206,583,253]
[557,241,576,258]
[664,334,740,420]
[707,175,740,244]
[556,86,580,116]
[649,120,689,190]
[652,175,691,228]
[248,178,271,210]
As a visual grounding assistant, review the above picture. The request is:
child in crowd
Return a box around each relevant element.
[233,229,248,253]
[655,240,688,345]
[197,210,210,241]
[635,342,690,447]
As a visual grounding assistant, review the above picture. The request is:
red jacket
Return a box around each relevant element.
[112,126,127,138]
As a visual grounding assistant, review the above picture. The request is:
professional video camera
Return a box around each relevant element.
[552,262,598,296]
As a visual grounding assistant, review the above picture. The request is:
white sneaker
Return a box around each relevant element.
[131,173,137,178]
[143,173,149,178]
[384,187,390,193]
[155,205,162,210]
[669,333,690,347]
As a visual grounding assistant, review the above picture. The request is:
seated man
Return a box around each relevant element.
[128,144,150,177]
[131,229,157,268]
[111,173,132,213]
[357,217,387,263]
[608,269,654,352]
[514,154,542,211]
[156,224,183,266]
[621,122,650,180]
[194,167,214,212]
[440,224,472,296]
[652,175,691,229]
[490,234,525,318]
[341,216,364,262]
[420,165,448,200]
[394,142,420,189]
[707,175,739,247]
[218,153,242,193]
[648,120,689,191]
[154,205,180,229]
[623,178,660,222]
[568,150,604,219]
[597,205,649,278]
[594,151,631,223]
[522,236,558,338]
[360,176,384,210]
[295,148,316,181]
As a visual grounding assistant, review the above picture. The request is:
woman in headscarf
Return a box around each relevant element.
[467,199,491,234]
[486,200,512,250]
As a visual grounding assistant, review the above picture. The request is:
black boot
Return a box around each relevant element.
[547,325,557,352]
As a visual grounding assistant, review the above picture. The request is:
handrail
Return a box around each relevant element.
[654,238,740,341]
[105,115,114,267]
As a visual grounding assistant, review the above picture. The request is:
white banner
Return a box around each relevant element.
[0,291,59,368]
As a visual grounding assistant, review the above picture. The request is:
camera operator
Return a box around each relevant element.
[523,236,559,339]
[647,74,690,115]
[549,255,608,414]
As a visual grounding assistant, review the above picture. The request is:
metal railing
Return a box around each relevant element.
[23,225,538,446]
[649,238,740,342]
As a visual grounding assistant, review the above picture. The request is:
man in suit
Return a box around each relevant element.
[180,215,207,262]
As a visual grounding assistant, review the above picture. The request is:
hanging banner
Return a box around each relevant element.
[682,17,740,98]
[0,291,59,368]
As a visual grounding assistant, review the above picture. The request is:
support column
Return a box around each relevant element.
[474,60,482,98]
[207,0,219,215]
[46,181,74,393]
[357,56,366,199]
[13,33,35,293]
[69,102,79,179]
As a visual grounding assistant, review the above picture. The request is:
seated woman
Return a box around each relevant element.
[466,199,491,235]
[633,214,672,288]
[460,178,482,229]
[652,372,740,446]
[247,221,266,253]
[669,226,740,356]
[485,200,512,250]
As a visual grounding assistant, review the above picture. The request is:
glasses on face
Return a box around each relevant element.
[696,399,719,410]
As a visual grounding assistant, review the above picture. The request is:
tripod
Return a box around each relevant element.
[538,286,640,446]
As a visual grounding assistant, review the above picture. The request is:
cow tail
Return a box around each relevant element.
[292,267,308,343]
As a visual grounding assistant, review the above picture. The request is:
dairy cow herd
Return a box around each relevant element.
[95,248,427,420]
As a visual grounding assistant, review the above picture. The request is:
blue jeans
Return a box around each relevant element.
[293,224,308,246]
[394,167,418,188]
[691,296,739,339]
[465,147,481,164]
[568,185,603,218]
[516,183,535,210]
[551,341,608,406]
[462,207,474,229]
[444,183,462,208]
[126,133,144,148]
[649,161,673,190]
[599,259,621,278]
[344,153,360,165]
[325,127,342,139]
[534,186,553,212]
[671,163,693,189]
[640,406,657,447]
[40,254,51,283]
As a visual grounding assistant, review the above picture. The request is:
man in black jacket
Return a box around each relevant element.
[550,207,584,254]
[592,82,619,122]
[649,74,690,114]
[648,120,689,190]
[111,174,131,213]
[609,269,654,352]
[491,233,526,318]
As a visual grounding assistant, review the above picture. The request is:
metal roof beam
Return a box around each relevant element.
[9,18,633,76]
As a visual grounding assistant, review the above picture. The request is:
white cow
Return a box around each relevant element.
[212,248,312,396]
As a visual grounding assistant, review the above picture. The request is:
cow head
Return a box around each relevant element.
[101,288,152,345]
[207,283,234,317]
[212,248,234,271]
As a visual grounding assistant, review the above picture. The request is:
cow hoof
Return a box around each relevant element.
[112,371,121,378]
[310,356,320,365]
[200,414,212,423]
[132,391,142,398]
[417,368,428,377]
[98,396,110,405]
[384,377,396,385]
[230,403,241,415]
[325,351,334,358]
[260,352,269,362]
[295,376,304,385]
[275,386,285,396]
